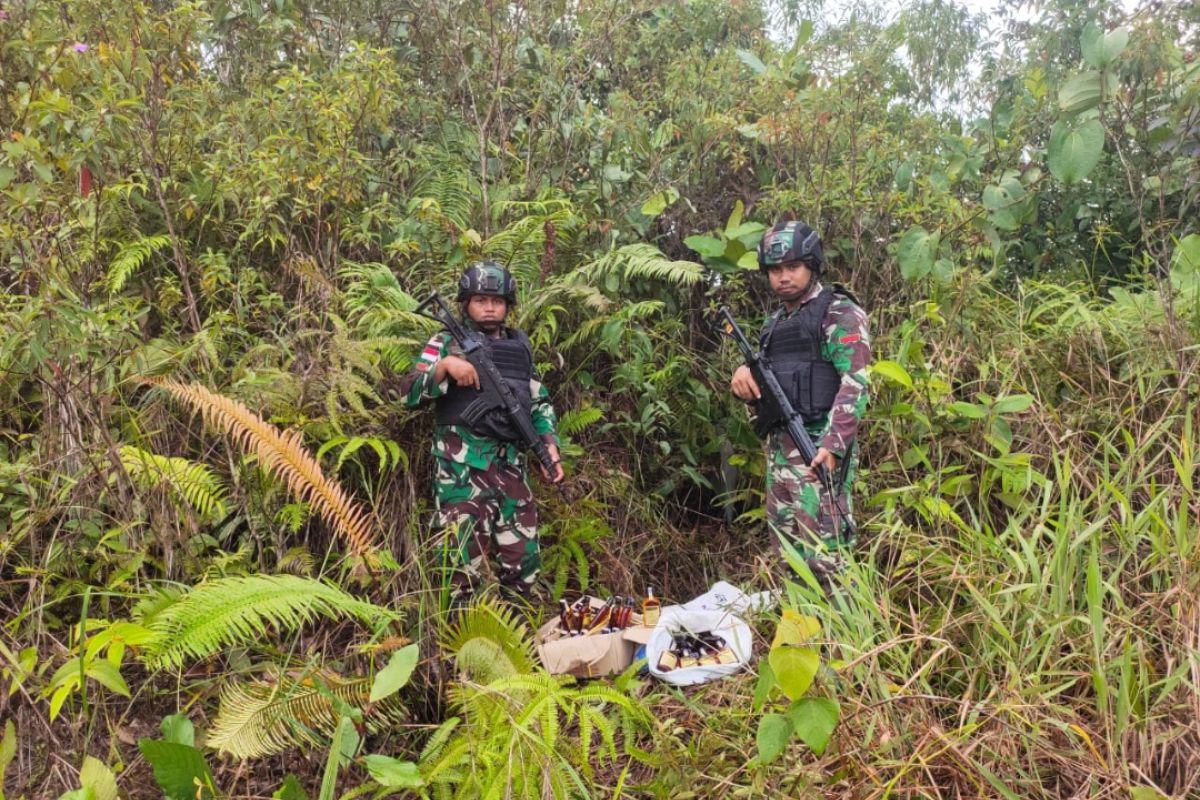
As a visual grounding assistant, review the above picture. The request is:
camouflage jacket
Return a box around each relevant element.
[762,279,872,458]
[399,324,559,470]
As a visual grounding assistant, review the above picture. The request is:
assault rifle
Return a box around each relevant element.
[714,306,856,539]
[416,292,561,481]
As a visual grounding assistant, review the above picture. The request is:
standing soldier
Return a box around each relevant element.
[399,261,564,604]
[729,220,872,590]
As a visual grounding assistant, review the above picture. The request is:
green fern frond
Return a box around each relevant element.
[130,585,184,624]
[275,504,311,536]
[337,261,434,352]
[416,720,472,795]
[483,205,581,287]
[119,445,229,522]
[409,146,475,230]
[568,243,704,289]
[140,574,400,669]
[418,716,461,765]
[200,545,254,580]
[557,406,604,437]
[560,300,666,351]
[106,235,171,293]
[207,672,405,758]
[439,598,536,684]
[276,545,314,575]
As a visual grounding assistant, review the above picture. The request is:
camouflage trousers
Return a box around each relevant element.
[433,455,541,599]
[765,431,857,588]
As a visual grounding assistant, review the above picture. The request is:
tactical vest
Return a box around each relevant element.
[435,328,534,442]
[760,287,842,425]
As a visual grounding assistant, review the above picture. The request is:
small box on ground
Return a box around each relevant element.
[536,598,655,678]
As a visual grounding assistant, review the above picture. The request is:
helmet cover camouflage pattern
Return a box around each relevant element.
[758,220,824,273]
[456,260,517,305]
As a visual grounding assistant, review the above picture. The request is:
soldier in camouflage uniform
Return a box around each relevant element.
[730,220,872,589]
[399,262,564,602]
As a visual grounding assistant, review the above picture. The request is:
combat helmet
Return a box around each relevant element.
[456,260,518,305]
[757,220,824,273]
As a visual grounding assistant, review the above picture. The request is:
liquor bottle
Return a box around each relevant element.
[641,587,661,627]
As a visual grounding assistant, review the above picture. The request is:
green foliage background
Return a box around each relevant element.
[1,0,1198,797]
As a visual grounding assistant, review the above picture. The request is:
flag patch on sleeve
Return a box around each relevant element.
[416,339,442,371]
[839,333,861,344]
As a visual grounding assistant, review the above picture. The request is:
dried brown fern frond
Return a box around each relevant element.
[142,377,378,560]
[207,672,406,758]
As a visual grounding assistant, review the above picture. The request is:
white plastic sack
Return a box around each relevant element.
[646,581,769,686]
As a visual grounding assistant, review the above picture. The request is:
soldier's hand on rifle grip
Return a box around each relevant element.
[811,447,837,473]
[540,442,565,484]
[437,355,480,389]
[730,365,762,401]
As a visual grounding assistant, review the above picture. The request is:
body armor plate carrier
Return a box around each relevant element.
[758,287,842,431]
[435,329,534,442]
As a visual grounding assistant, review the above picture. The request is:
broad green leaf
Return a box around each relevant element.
[57,790,93,800]
[897,225,940,280]
[684,235,726,259]
[160,713,194,747]
[768,645,819,701]
[991,394,1035,415]
[756,713,792,764]
[982,176,1027,230]
[1129,788,1169,800]
[1,720,17,776]
[602,164,630,182]
[932,258,954,284]
[1047,118,1104,184]
[1171,234,1200,276]
[736,49,767,75]
[726,199,745,231]
[1058,71,1103,115]
[737,251,759,270]
[791,19,814,51]
[138,740,216,800]
[725,222,764,241]
[49,682,77,721]
[1081,23,1129,68]
[894,161,913,191]
[85,660,130,698]
[363,754,424,788]
[753,661,776,713]
[640,187,679,218]
[772,609,820,649]
[47,657,84,691]
[988,416,1014,454]
[79,757,118,800]
[369,644,419,702]
[948,401,987,419]
[787,696,840,755]
[871,360,913,390]
[273,775,309,800]
[0,167,16,190]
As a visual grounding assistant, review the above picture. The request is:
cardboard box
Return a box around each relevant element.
[536,600,655,678]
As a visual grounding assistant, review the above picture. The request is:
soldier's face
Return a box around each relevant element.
[465,294,509,331]
[766,260,814,302]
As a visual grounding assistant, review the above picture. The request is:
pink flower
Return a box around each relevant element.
[73,42,89,53]
[0,10,9,20]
